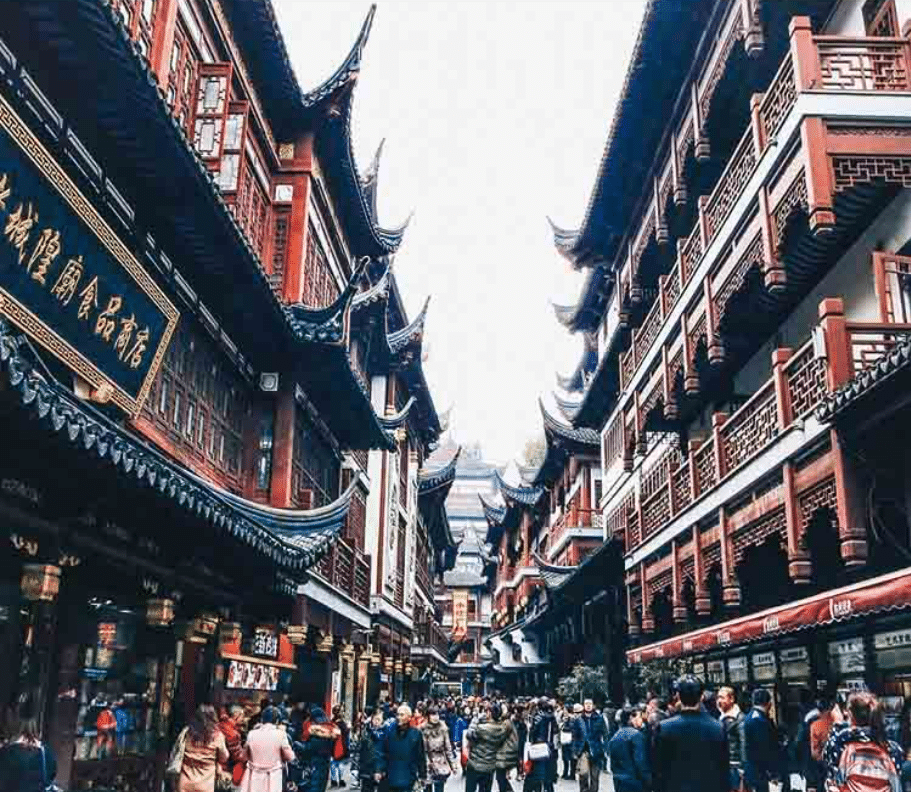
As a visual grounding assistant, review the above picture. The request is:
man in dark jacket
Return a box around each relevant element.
[358,711,387,792]
[653,675,730,792]
[739,689,778,792]
[717,686,744,792]
[607,707,651,792]
[572,698,608,792]
[381,705,426,792]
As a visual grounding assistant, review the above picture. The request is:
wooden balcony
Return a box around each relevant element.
[610,21,911,471]
[414,619,450,658]
[315,540,371,607]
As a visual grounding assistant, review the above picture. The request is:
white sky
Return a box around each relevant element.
[273,0,646,463]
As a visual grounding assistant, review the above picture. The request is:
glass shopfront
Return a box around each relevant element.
[873,627,911,743]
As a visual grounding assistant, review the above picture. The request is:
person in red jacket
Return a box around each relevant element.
[218,705,248,786]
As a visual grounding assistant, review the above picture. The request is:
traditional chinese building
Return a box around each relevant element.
[550,0,911,728]
[0,1,444,788]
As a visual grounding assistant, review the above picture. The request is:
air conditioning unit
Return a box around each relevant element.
[259,372,279,392]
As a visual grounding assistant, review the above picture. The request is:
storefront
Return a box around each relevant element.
[629,568,911,733]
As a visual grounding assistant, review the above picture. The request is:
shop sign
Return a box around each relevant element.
[692,662,705,676]
[753,652,776,667]
[252,627,278,659]
[0,94,178,416]
[753,651,777,681]
[225,659,279,691]
[452,589,469,640]
[780,647,808,663]
[874,629,911,650]
[829,638,866,674]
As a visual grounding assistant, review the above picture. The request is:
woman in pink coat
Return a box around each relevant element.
[240,707,295,792]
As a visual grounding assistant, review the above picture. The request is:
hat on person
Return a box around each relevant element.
[573,703,583,714]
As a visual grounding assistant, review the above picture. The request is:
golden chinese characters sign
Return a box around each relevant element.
[0,95,178,416]
[452,588,469,641]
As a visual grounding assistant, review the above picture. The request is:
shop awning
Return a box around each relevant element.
[628,568,911,664]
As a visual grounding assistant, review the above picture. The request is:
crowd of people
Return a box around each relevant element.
[1,682,910,792]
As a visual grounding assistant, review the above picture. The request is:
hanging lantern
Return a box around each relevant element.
[394,659,403,675]
[146,598,175,627]
[21,564,60,602]
[383,656,393,674]
[194,613,220,637]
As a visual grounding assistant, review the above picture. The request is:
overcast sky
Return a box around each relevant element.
[273,0,645,464]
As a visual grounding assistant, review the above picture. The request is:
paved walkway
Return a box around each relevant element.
[441,768,615,792]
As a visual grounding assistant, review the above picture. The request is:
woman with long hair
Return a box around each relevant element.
[823,691,904,788]
[177,704,229,792]
[0,711,56,792]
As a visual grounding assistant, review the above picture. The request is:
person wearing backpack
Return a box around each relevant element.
[0,711,57,792]
[823,692,903,792]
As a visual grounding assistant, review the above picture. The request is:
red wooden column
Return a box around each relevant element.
[789,17,821,91]
[280,133,316,304]
[269,382,296,508]
[819,298,852,390]
[783,462,812,585]
[682,313,700,397]
[662,346,679,422]
[719,507,742,609]
[758,184,787,294]
[672,129,688,206]
[627,578,641,639]
[692,83,711,162]
[692,525,711,616]
[831,429,868,569]
[705,277,725,366]
[771,348,794,430]
[654,176,669,246]
[640,562,655,633]
[149,0,180,88]
[801,117,837,237]
[671,539,687,624]
[712,412,728,481]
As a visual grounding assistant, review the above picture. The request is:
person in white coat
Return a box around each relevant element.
[241,706,295,792]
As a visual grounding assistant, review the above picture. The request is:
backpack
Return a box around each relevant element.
[836,741,901,792]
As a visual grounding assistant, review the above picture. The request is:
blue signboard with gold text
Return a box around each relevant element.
[0,94,178,416]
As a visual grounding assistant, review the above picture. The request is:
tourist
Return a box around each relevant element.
[0,711,57,792]
[740,689,779,792]
[607,707,651,792]
[330,705,350,788]
[823,691,902,790]
[454,707,471,754]
[717,686,743,792]
[382,705,426,792]
[512,705,528,781]
[355,710,386,792]
[422,706,458,792]
[493,705,519,792]
[653,675,729,792]
[240,706,294,792]
[175,704,230,792]
[559,703,577,780]
[218,704,249,788]
[525,698,558,792]
[294,707,342,792]
[465,702,512,792]
[571,698,607,792]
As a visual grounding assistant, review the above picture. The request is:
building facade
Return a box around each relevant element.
[0,1,448,788]
[550,0,911,730]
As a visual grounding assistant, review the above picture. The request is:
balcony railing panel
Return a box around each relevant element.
[845,321,911,374]
[720,382,779,473]
[785,342,828,420]
[815,36,911,92]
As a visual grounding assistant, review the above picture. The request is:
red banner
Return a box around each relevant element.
[452,589,469,641]
[628,568,911,664]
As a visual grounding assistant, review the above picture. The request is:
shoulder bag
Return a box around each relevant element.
[166,726,190,785]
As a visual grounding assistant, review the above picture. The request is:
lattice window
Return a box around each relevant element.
[395,516,407,608]
[234,158,270,259]
[787,346,828,419]
[302,224,340,308]
[398,435,409,509]
[732,507,787,565]
[832,155,911,192]
[193,65,232,160]
[293,406,341,508]
[166,25,199,136]
[864,0,900,37]
[798,476,838,532]
[759,58,796,144]
[110,0,157,61]
[141,319,249,490]
[817,39,910,92]
[722,388,779,472]
[344,491,366,550]
[270,209,290,296]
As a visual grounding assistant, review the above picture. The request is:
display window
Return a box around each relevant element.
[752,651,777,683]
[779,647,810,681]
[71,600,168,763]
[728,656,748,684]
[707,660,725,685]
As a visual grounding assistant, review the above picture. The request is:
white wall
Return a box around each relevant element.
[825,0,911,34]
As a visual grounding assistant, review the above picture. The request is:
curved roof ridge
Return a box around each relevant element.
[547,216,581,260]
[479,493,507,526]
[554,391,582,422]
[551,300,578,328]
[388,294,430,353]
[419,446,462,493]
[300,4,376,109]
[352,259,392,310]
[539,399,600,446]
[494,469,544,507]
[380,396,416,430]
[531,551,575,574]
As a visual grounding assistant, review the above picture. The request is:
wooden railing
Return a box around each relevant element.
[316,540,371,607]
[719,381,779,474]
[415,620,450,657]
[845,322,911,374]
[614,23,911,399]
